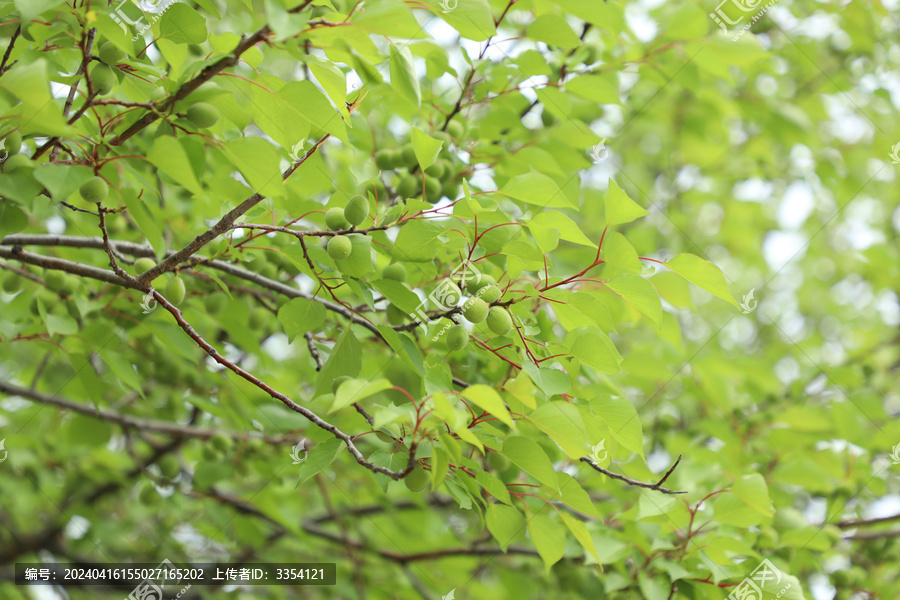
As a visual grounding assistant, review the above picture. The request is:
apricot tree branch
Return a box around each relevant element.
[580,456,687,495]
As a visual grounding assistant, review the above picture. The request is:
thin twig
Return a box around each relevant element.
[580,456,687,495]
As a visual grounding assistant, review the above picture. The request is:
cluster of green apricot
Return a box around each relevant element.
[89,42,124,96]
[446,275,512,350]
[325,195,369,260]
[133,258,186,305]
[201,433,233,461]
[373,120,467,203]
[3,268,84,319]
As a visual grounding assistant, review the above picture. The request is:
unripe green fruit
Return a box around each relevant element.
[259,262,278,280]
[205,294,227,314]
[463,298,489,323]
[327,235,352,260]
[139,484,158,505]
[442,179,460,200]
[158,454,180,479]
[425,161,446,179]
[396,174,419,199]
[404,467,429,491]
[98,41,124,65]
[45,270,66,291]
[79,176,108,202]
[344,195,368,226]
[487,452,510,471]
[2,272,21,293]
[61,275,80,295]
[423,175,442,203]
[383,263,406,282]
[134,257,156,274]
[487,306,513,335]
[374,149,394,169]
[446,119,465,138]
[3,131,21,155]
[400,144,417,167]
[332,375,351,394]
[386,304,407,325]
[446,325,468,351]
[477,284,501,303]
[249,307,268,329]
[3,154,31,171]
[165,277,186,305]
[202,444,222,461]
[385,149,404,169]
[541,110,557,127]
[433,131,452,146]
[325,207,349,231]
[90,63,115,95]
[210,433,232,452]
[187,102,219,128]
[466,274,495,294]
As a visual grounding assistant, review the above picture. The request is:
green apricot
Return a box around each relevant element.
[374,149,394,169]
[400,144,417,167]
[466,274,495,294]
[202,444,222,461]
[404,467,429,492]
[2,272,21,293]
[433,131,452,146]
[187,102,219,128]
[344,195,368,226]
[79,176,108,202]
[249,307,268,329]
[382,263,406,282]
[2,154,31,171]
[259,262,278,280]
[425,161,446,179]
[3,131,21,155]
[446,325,469,351]
[90,63,115,95]
[446,119,465,138]
[487,306,513,335]
[98,41,124,65]
[205,294,227,314]
[29,289,58,316]
[327,235,352,260]
[386,304,407,325]
[157,454,180,479]
[441,179,460,200]
[45,270,66,291]
[463,298,488,323]
[477,284,501,303]
[138,484,158,505]
[61,275,80,295]
[134,257,156,275]
[423,175,442,203]
[396,174,419,199]
[165,277,186,305]
[325,207,349,231]
[332,375,351,394]
[487,452,510,471]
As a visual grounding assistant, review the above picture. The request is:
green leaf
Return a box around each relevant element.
[526,401,590,460]
[410,128,443,170]
[306,55,348,117]
[0,202,28,240]
[158,3,208,44]
[499,173,574,208]
[33,165,94,201]
[252,84,312,151]
[330,378,393,413]
[568,327,622,374]
[560,511,601,564]
[522,361,571,397]
[526,14,580,48]
[64,414,112,446]
[354,3,427,38]
[461,384,514,428]
[279,81,348,142]
[430,0,496,41]
[370,279,421,314]
[530,211,595,247]
[527,513,567,573]
[389,44,421,106]
[99,348,144,396]
[590,395,644,458]
[475,470,512,505]
[0,60,70,136]
[277,298,326,342]
[296,438,345,486]
[501,436,558,490]
[121,189,166,258]
[219,137,285,198]
[600,232,643,274]
[486,502,525,552]
[601,274,662,327]
[604,179,648,227]
[393,220,444,262]
[663,254,739,308]
[147,136,203,196]
[566,73,619,104]
[314,328,362,396]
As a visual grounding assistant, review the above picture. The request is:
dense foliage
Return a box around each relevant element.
[1,0,898,599]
